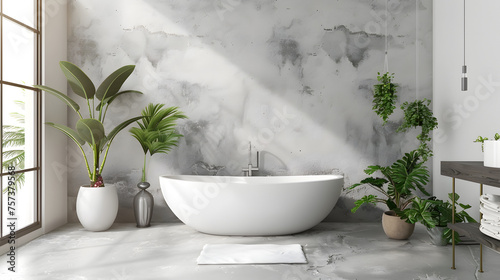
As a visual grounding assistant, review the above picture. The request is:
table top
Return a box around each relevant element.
[441,161,500,187]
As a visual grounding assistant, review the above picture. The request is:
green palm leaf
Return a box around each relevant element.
[33,85,81,114]
[129,127,151,154]
[2,100,26,192]
[129,103,187,181]
[96,90,143,111]
[35,62,142,184]
[59,61,96,100]
[76,119,105,146]
[2,129,25,147]
[46,122,85,147]
[100,116,145,151]
[95,65,135,101]
[2,150,25,168]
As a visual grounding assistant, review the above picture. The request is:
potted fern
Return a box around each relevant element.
[34,61,144,231]
[129,103,187,227]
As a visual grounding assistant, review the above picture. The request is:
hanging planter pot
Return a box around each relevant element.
[76,184,119,231]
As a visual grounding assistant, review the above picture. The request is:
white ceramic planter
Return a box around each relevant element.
[76,184,119,231]
[484,141,500,168]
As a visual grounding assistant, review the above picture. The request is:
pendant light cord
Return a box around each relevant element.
[416,0,419,101]
[464,0,466,65]
[384,0,389,73]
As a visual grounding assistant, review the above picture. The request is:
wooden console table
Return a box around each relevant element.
[441,161,500,272]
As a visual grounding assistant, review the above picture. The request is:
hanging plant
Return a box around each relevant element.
[397,98,438,162]
[372,72,398,124]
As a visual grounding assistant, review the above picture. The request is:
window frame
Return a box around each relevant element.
[0,0,42,246]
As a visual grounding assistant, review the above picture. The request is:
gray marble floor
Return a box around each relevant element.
[0,223,499,280]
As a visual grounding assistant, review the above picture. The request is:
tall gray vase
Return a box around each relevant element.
[133,182,154,228]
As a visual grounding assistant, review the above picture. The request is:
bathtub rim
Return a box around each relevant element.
[159,174,344,185]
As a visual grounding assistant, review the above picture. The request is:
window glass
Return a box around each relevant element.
[1,171,35,237]
[0,0,40,243]
[2,85,36,171]
[2,18,35,86]
[2,0,35,28]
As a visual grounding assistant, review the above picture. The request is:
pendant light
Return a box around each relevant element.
[461,0,468,91]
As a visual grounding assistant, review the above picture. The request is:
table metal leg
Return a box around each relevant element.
[452,177,456,270]
[480,184,484,273]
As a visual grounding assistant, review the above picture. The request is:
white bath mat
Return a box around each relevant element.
[197,244,307,265]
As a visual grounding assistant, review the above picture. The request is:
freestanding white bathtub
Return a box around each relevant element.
[159,175,343,236]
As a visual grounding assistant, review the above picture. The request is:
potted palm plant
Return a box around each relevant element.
[350,150,431,239]
[34,61,144,231]
[129,103,187,227]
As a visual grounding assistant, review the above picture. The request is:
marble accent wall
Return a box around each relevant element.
[65,0,432,223]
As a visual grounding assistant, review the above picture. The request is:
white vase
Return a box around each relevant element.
[76,184,119,231]
[484,141,500,168]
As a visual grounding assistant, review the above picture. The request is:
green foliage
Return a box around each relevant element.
[397,99,438,162]
[372,72,397,124]
[412,194,476,244]
[352,71,439,230]
[351,194,381,213]
[34,61,144,186]
[371,72,438,163]
[130,103,187,182]
[349,150,430,221]
[398,196,435,228]
[474,134,500,152]
[2,100,25,193]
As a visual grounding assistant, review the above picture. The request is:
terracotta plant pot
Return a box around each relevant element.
[382,210,415,240]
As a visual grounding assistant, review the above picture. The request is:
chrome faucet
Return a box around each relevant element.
[242,142,259,176]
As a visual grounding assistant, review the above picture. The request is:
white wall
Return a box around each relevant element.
[0,0,68,255]
[42,0,68,232]
[433,0,500,220]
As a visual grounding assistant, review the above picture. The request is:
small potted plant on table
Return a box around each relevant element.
[474,133,500,168]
